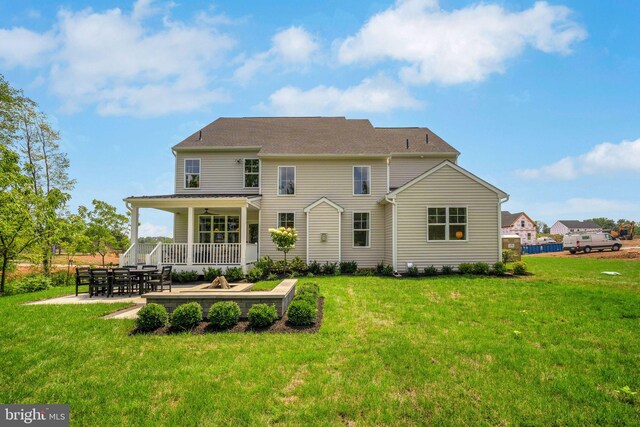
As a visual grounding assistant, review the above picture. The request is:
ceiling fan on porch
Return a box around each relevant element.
[203,208,220,215]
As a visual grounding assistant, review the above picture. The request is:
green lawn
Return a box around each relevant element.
[1,257,639,425]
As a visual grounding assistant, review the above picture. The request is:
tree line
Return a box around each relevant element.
[0,75,129,292]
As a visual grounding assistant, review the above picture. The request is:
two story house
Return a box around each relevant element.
[501,211,537,245]
[121,117,508,273]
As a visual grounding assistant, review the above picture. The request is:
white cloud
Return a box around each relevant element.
[138,222,171,237]
[518,138,640,180]
[0,27,56,67]
[234,26,318,83]
[0,0,235,116]
[338,0,587,85]
[260,75,424,115]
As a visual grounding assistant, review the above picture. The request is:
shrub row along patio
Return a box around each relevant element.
[0,257,638,425]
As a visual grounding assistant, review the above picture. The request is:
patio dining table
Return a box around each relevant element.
[127,268,158,295]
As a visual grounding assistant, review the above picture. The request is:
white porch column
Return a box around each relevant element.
[240,206,247,272]
[187,207,194,266]
[131,205,139,264]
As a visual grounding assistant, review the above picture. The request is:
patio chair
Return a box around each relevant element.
[146,266,172,292]
[89,268,110,298]
[111,268,133,297]
[75,267,91,296]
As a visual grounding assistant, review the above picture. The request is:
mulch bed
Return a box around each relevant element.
[132,297,324,335]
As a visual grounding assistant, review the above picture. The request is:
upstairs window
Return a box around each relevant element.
[244,159,260,188]
[184,159,200,188]
[428,207,467,241]
[521,220,525,227]
[278,166,296,195]
[278,212,295,228]
[353,166,370,195]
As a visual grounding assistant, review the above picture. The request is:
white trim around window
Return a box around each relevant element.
[353,165,371,196]
[184,158,201,189]
[277,166,296,196]
[426,206,469,242]
[243,158,260,189]
[276,212,296,229]
[352,211,371,248]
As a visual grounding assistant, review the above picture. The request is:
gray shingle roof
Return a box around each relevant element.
[501,211,524,226]
[557,220,601,229]
[173,117,459,156]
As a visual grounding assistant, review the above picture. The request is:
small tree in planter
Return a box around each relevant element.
[268,227,298,271]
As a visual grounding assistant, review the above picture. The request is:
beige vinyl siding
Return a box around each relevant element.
[175,151,260,194]
[174,212,188,243]
[259,158,386,267]
[394,164,500,271]
[384,203,393,266]
[389,156,455,189]
[307,202,341,263]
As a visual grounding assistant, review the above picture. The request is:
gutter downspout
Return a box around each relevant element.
[498,195,510,261]
[385,195,398,272]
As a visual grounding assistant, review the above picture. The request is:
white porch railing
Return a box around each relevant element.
[161,243,188,265]
[119,243,160,266]
[122,242,258,267]
[192,243,240,265]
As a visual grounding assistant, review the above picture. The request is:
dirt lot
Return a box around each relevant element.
[531,244,640,260]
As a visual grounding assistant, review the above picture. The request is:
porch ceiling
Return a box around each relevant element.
[124,194,261,210]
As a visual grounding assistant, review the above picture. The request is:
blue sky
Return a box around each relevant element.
[1,0,638,236]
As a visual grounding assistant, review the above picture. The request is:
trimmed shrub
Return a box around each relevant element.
[441,265,454,275]
[170,302,202,331]
[274,260,288,274]
[255,256,275,275]
[247,266,264,283]
[203,267,223,281]
[224,267,245,283]
[512,261,528,275]
[297,282,320,298]
[492,261,507,276]
[136,303,168,332]
[287,299,317,325]
[502,249,517,263]
[208,301,241,329]
[289,257,308,274]
[248,304,278,327]
[458,263,474,274]
[424,265,438,276]
[307,260,322,275]
[380,264,394,277]
[354,268,374,276]
[376,261,385,275]
[4,274,52,295]
[171,270,199,283]
[339,260,358,275]
[322,262,338,275]
[406,266,420,277]
[472,262,490,275]
[294,293,317,305]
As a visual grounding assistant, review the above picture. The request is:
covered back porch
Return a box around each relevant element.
[121,194,261,272]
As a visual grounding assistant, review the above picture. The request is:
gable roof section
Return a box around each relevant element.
[384,161,508,200]
[556,220,601,229]
[501,211,536,227]
[303,197,344,213]
[173,117,459,156]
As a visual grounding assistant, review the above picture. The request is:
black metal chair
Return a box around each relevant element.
[111,268,133,297]
[142,265,157,269]
[76,267,91,296]
[89,268,110,297]
[147,266,172,292]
